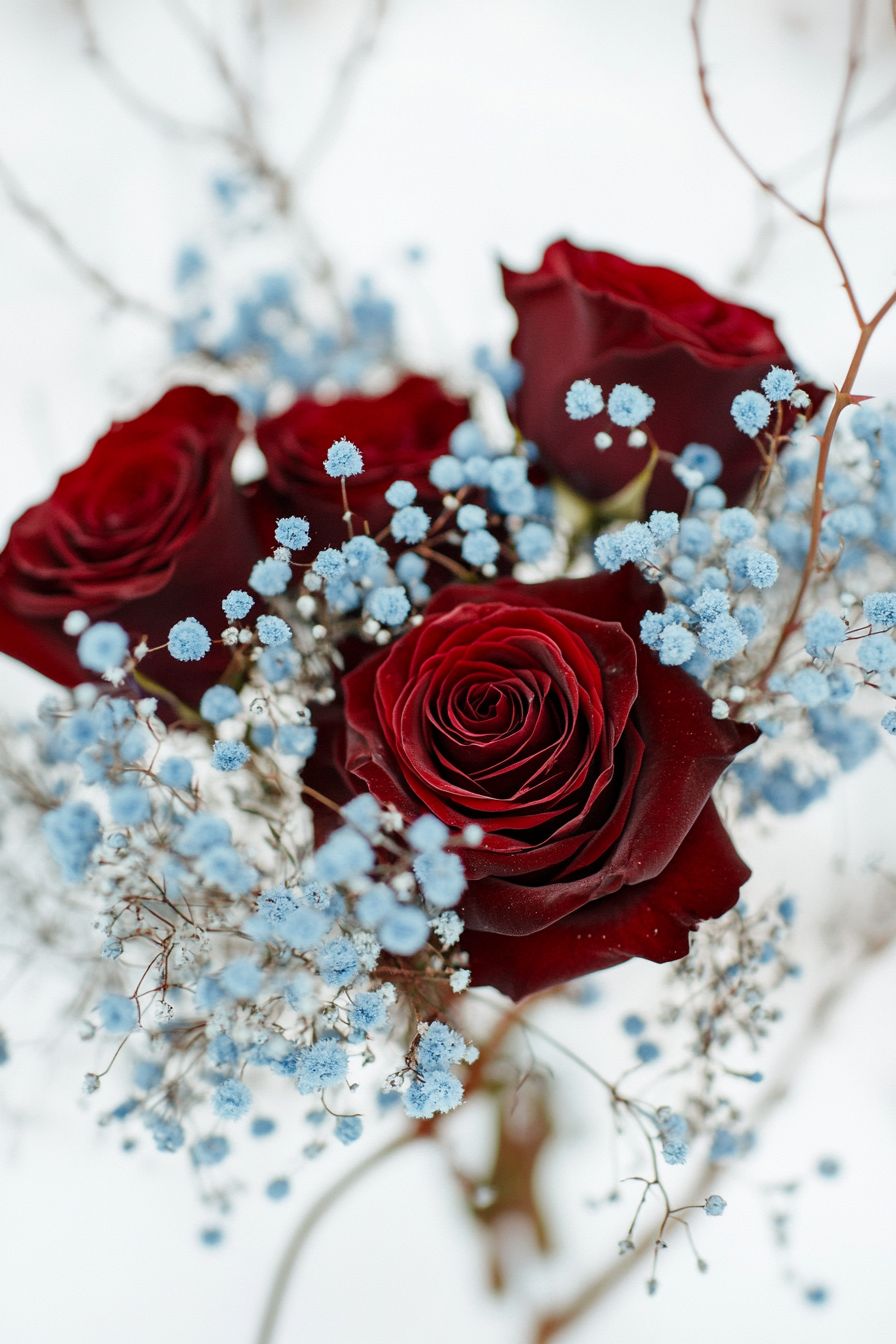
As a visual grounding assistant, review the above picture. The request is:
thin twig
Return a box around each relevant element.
[0,156,172,326]
[254,1130,420,1344]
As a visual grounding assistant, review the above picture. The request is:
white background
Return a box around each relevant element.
[1,2,896,1341]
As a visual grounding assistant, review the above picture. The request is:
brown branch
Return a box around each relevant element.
[0,156,172,326]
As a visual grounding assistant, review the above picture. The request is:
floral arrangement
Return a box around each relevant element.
[1,2,894,1339]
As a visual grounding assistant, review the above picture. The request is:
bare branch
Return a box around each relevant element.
[294,0,389,182]
[819,0,867,227]
[0,156,171,327]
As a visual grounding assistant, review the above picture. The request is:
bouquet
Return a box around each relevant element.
[0,2,894,1338]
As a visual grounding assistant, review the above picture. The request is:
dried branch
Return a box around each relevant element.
[0,155,172,327]
[294,0,390,182]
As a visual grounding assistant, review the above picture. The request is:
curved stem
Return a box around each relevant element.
[255,1130,420,1344]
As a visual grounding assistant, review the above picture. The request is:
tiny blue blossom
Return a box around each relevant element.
[736,604,765,642]
[705,1195,727,1216]
[191,1136,230,1167]
[222,589,253,621]
[463,454,493,487]
[368,586,411,626]
[457,504,487,532]
[692,587,730,623]
[863,591,896,627]
[662,1139,688,1165]
[249,558,292,596]
[488,457,528,493]
[341,794,383,837]
[418,1021,466,1072]
[719,508,756,543]
[109,784,151,826]
[414,849,466,908]
[695,484,726,510]
[789,669,830,707]
[681,443,723,483]
[208,1034,239,1065]
[699,614,747,661]
[146,1115,185,1152]
[256,615,292,645]
[102,937,123,959]
[671,461,705,490]
[200,1228,223,1246]
[77,622,129,672]
[395,553,427,584]
[274,517,310,550]
[858,634,896,673]
[200,685,241,722]
[731,390,772,436]
[220,958,262,1000]
[211,741,250,772]
[42,801,101,881]
[594,533,625,572]
[314,826,375,884]
[607,383,654,427]
[461,530,500,567]
[404,1071,464,1119]
[514,522,554,563]
[743,551,778,589]
[168,617,211,662]
[882,710,896,735]
[648,511,679,545]
[804,611,847,660]
[658,624,697,665]
[678,517,714,557]
[565,379,604,420]
[449,420,489,460]
[378,904,430,955]
[324,438,364,477]
[408,815,450,851]
[296,1038,348,1094]
[636,1040,660,1063]
[212,1078,252,1120]
[198,845,257,895]
[316,937,361,988]
[98,994,138,1034]
[391,506,430,544]
[335,1114,363,1144]
[429,456,465,492]
[266,1178,290,1200]
[251,1117,276,1137]
[348,993,388,1033]
[313,548,346,580]
[176,813,231,855]
[826,666,855,703]
[259,646,300,682]
[385,480,417,508]
[761,367,798,401]
[279,724,316,757]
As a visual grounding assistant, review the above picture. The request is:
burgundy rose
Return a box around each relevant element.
[503,240,825,513]
[250,375,468,553]
[338,568,757,1000]
[0,386,262,709]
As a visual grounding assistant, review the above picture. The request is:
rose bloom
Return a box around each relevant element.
[503,240,825,513]
[332,568,757,1000]
[250,374,468,552]
[0,386,261,709]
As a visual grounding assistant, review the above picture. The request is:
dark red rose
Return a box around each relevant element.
[0,386,262,709]
[338,568,757,1000]
[503,240,825,513]
[250,375,469,553]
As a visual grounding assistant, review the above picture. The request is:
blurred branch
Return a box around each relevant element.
[530,879,896,1342]
[294,0,389,182]
[692,0,867,324]
[0,156,172,326]
[255,1129,421,1344]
